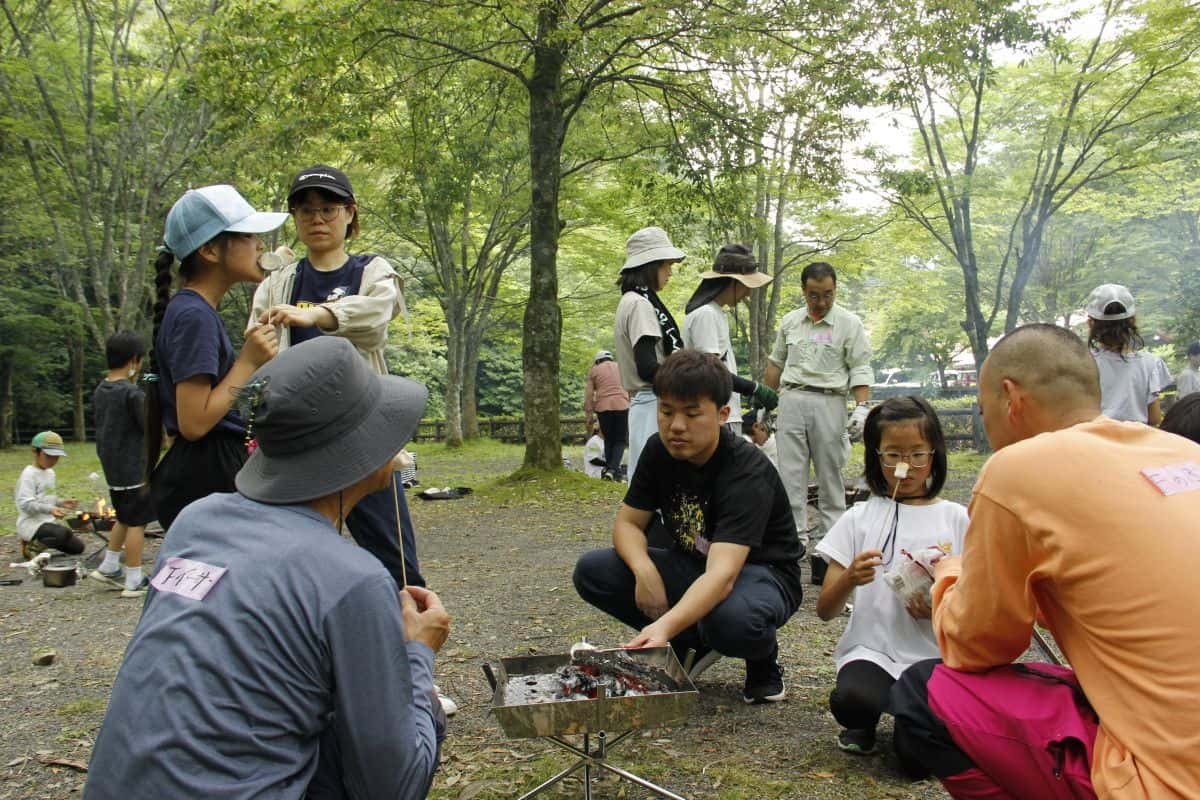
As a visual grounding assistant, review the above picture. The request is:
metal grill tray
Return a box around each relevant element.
[490,647,698,739]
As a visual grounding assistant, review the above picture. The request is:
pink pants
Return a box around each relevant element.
[928,663,1099,800]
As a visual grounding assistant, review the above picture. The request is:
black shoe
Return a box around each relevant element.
[743,649,786,704]
[810,554,827,586]
[836,728,877,755]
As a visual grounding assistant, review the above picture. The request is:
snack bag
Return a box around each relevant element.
[882,543,951,604]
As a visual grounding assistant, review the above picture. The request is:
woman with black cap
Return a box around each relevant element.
[249,165,426,592]
[682,244,779,434]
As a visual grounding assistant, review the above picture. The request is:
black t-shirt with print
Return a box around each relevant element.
[288,255,370,346]
[624,427,803,604]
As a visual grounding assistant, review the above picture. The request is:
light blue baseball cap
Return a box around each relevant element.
[164,185,289,259]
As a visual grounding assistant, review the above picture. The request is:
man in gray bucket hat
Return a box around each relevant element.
[86,336,449,800]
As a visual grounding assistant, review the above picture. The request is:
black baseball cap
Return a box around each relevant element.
[288,164,354,205]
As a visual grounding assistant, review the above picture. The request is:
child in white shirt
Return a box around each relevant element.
[14,431,84,560]
[815,397,968,756]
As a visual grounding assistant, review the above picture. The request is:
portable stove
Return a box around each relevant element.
[486,646,697,799]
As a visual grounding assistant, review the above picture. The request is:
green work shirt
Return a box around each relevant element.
[767,304,873,390]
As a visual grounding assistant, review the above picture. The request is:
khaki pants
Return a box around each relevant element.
[776,389,849,545]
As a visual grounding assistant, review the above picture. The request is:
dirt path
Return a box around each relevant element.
[0,443,960,799]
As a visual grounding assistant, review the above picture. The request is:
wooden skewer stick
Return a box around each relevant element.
[391,474,409,589]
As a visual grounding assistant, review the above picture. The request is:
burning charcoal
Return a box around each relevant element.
[571,649,680,693]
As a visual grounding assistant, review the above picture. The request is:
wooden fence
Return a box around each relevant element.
[413,407,984,448]
[19,406,984,449]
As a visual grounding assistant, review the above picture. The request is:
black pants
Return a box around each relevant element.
[151,431,246,532]
[830,659,895,732]
[888,659,975,780]
[30,523,85,556]
[597,409,628,476]
[345,474,425,588]
[573,547,798,662]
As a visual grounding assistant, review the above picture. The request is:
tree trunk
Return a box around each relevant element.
[440,301,466,448]
[463,336,481,439]
[70,334,86,442]
[520,6,565,471]
[0,356,13,449]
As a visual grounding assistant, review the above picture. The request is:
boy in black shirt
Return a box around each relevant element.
[91,331,155,597]
[574,349,803,703]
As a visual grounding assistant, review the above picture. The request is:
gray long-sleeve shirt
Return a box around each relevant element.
[84,493,443,800]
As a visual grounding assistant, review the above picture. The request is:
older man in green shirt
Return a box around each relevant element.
[763,262,872,581]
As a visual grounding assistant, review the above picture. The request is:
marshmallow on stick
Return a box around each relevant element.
[893,461,910,479]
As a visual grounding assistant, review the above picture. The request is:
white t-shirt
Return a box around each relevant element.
[683,301,740,421]
[1092,349,1172,423]
[613,292,664,393]
[758,434,778,469]
[14,465,60,542]
[815,496,969,678]
[583,435,605,478]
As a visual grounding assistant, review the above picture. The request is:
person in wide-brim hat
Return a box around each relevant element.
[613,226,687,480]
[236,337,427,503]
[682,244,778,435]
[85,335,452,800]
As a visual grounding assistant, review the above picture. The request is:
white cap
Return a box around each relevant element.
[1086,284,1135,320]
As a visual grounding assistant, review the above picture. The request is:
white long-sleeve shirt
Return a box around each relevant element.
[15,465,59,542]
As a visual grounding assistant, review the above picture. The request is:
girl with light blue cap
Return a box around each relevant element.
[145,185,288,531]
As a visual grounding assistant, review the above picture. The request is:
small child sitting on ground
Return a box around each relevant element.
[583,424,606,479]
[814,397,968,756]
[15,431,84,560]
[742,408,778,469]
[90,331,155,598]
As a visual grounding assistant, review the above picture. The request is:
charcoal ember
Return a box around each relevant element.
[571,649,680,693]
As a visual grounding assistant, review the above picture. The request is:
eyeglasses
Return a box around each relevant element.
[292,204,348,222]
[878,450,934,469]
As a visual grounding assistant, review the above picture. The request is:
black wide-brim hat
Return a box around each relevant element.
[236,337,428,505]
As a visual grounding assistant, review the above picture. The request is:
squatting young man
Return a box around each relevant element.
[574,348,804,703]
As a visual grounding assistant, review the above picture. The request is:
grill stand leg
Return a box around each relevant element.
[518,730,688,800]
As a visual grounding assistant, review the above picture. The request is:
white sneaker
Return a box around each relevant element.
[435,686,458,717]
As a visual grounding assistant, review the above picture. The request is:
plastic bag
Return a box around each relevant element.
[882,544,950,605]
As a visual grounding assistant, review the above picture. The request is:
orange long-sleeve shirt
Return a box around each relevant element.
[933,418,1200,799]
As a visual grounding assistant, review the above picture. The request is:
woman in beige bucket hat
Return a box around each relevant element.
[612,226,685,479]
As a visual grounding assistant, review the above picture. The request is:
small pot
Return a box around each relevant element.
[42,564,78,588]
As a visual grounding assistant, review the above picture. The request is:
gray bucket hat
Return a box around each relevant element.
[621,226,686,271]
[235,337,428,505]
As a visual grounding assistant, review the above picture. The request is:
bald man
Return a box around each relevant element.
[890,324,1200,800]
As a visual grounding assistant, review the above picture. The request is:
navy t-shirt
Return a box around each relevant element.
[288,256,369,346]
[155,289,244,438]
[625,427,804,604]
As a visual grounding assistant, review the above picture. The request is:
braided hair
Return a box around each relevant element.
[143,239,221,479]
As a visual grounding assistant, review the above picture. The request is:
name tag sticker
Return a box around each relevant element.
[151,557,227,601]
[1140,462,1200,496]
[810,330,833,344]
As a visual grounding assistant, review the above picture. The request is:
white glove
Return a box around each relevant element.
[846,402,870,441]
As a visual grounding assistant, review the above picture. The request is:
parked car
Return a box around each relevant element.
[872,368,922,390]
[925,369,978,389]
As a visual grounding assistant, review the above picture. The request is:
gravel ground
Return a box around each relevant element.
[0,442,982,799]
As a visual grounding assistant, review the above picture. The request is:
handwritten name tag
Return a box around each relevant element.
[151,557,227,601]
[1140,462,1200,496]
[810,330,833,344]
